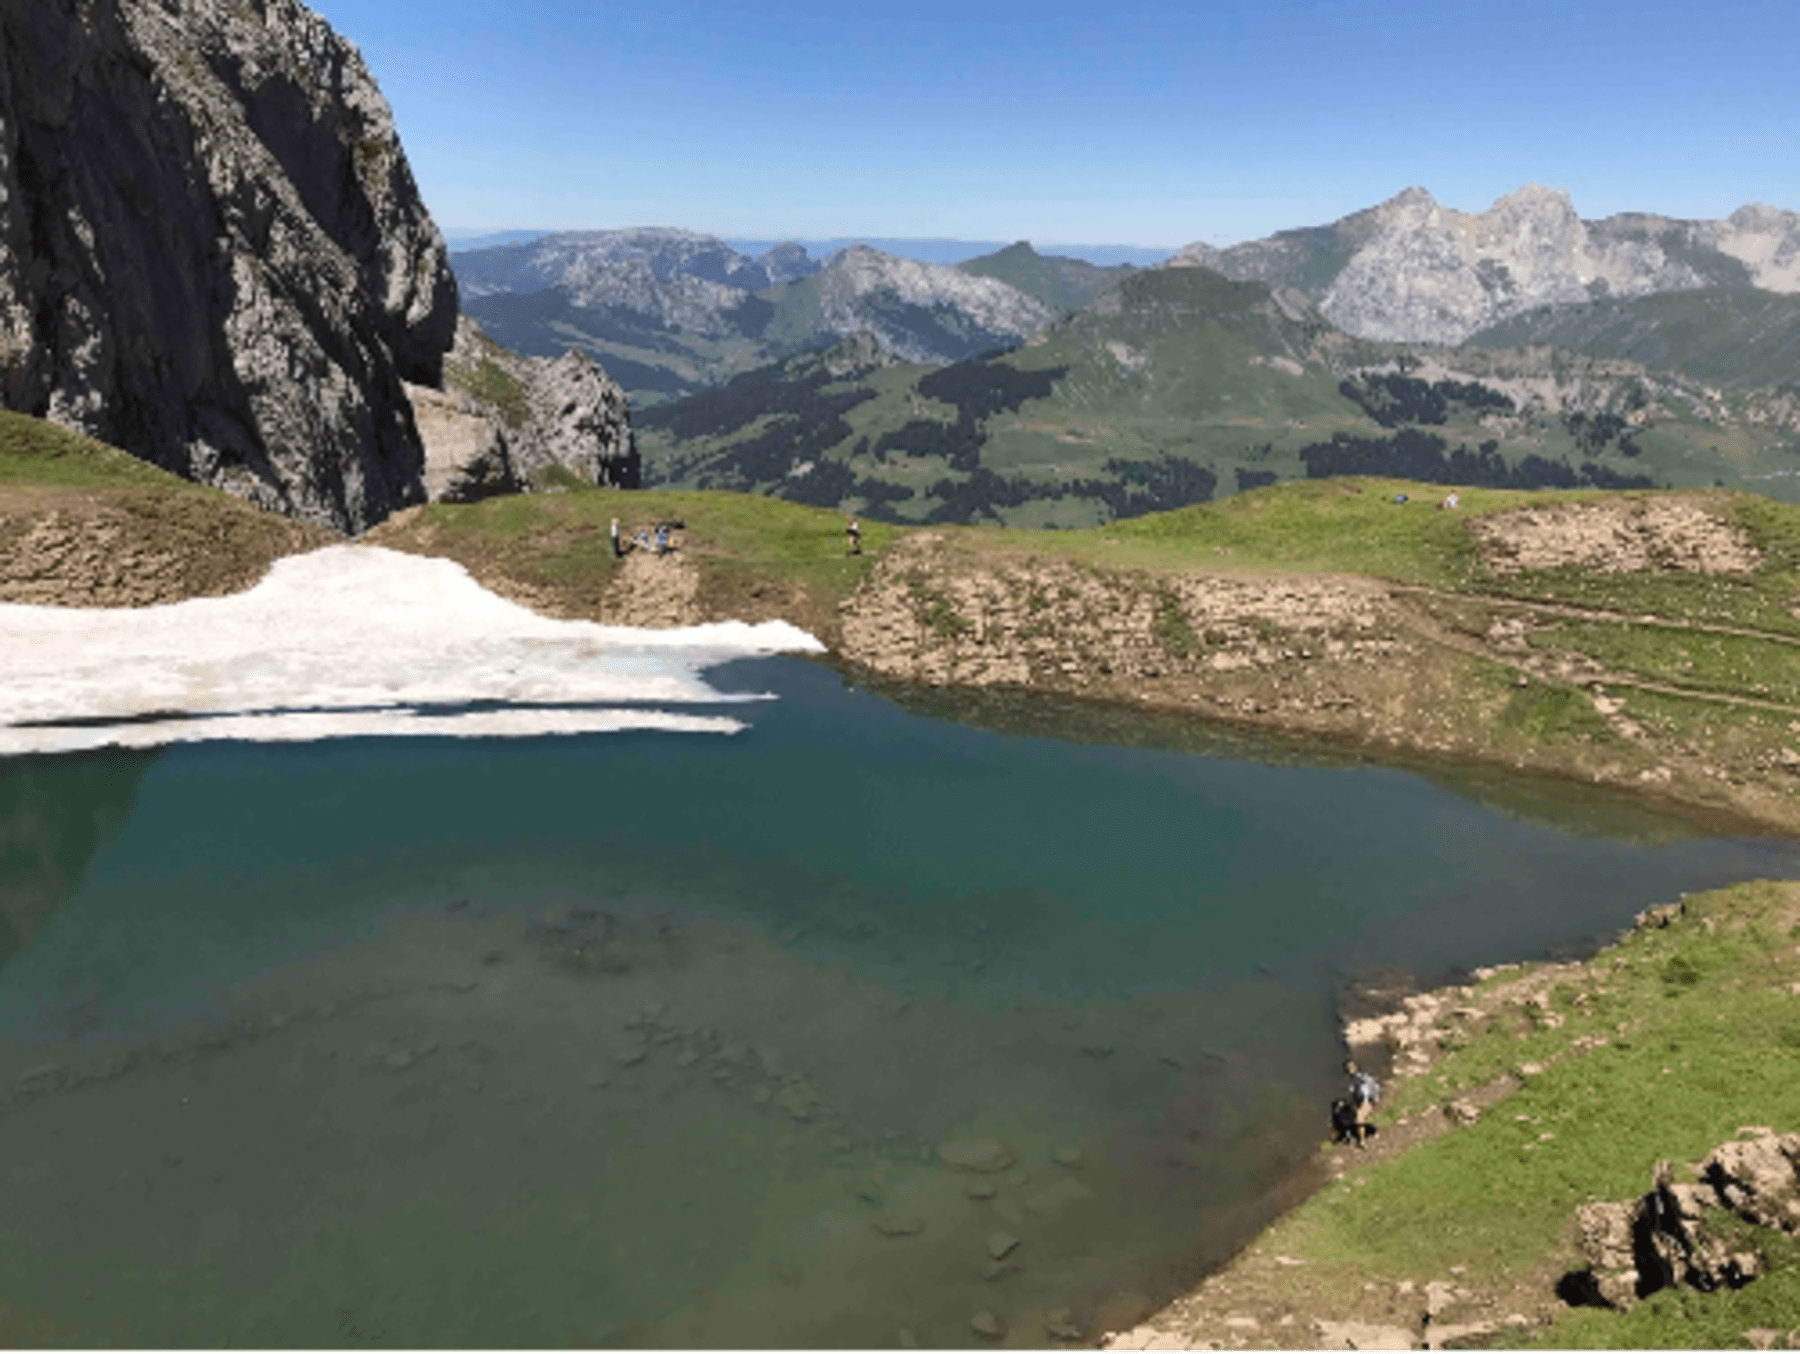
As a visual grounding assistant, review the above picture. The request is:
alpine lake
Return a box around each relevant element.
[3,656,1797,1348]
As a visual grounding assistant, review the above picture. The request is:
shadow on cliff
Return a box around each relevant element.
[0,750,155,972]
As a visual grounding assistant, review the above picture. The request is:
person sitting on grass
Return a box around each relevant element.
[1343,1058,1380,1149]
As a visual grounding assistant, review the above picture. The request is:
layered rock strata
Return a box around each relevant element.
[0,0,458,531]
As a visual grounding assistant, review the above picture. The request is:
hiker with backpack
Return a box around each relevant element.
[1341,1058,1380,1149]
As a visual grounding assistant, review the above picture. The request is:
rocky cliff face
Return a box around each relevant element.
[0,0,459,532]
[431,317,637,498]
[1175,186,1800,346]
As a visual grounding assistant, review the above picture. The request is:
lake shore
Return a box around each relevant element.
[365,482,1800,840]
[1099,879,1800,1351]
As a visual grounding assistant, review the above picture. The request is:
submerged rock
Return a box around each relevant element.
[1044,1308,1084,1342]
[871,1213,925,1238]
[938,1137,1016,1173]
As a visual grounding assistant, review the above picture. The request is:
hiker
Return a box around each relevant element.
[610,517,621,558]
[1343,1058,1380,1149]
[846,517,862,556]
[654,524,670,556]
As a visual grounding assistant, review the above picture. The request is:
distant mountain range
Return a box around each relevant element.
[636,249,1800,526]
[445,230,1174,268]
[1172,186,1800,345]
[457,186,1800,527]
[453,230,1096,404]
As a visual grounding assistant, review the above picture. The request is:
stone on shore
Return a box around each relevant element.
[1313,1318,1417,1350]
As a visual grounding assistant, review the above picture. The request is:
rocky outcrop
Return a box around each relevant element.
[1566,1133,1800,1310]
[509,345,637,488]
[1173,186,1800,345]
[404,381,518,504]
[435,316,637,495]
[0,0,458,532]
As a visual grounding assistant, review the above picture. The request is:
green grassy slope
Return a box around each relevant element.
[1466,287,1800,393]
[1215,877,1800,1350]
[0,410,198,488]
[0,411,335,603]
[955,241,1132,313]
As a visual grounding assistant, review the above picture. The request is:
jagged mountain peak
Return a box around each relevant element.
[1174,185,1800,346]
[1382,185,1439,210]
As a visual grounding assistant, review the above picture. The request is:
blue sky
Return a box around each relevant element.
[309,0,1800,247]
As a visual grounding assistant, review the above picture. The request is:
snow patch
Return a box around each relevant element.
[0,546,825,756]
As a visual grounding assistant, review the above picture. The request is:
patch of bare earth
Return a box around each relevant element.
[0,485,334,606]
[1471,498,1762,578]
[601,546,703,627]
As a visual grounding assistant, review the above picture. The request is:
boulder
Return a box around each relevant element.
[1703,1131,1800,1232]
[970,1311,1005,1341]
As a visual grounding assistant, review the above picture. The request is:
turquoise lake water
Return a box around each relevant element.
[2,657,1797,1347]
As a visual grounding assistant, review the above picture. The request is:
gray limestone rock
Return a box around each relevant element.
[439,317,638,492]
[406,381,518,504]
[1172,184,1800,346]
[0,0,458,531]
[1703,1130,1800,1232]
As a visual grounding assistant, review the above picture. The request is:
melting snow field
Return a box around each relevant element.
[0,545,825,755]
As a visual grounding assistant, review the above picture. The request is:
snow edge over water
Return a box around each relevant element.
[0,546,826,756]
